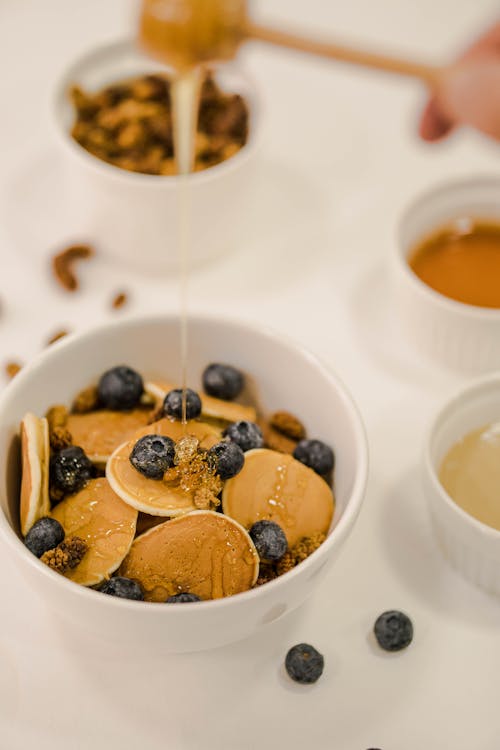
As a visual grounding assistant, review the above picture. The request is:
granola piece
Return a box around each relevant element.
[96,83,131,109]
[85,127,110,149]
[200,94,248,141]
[47,329,69,346]
[52,244,94,292]
[255,563,278,586]
[117,121,147,150]
[275,550,295,576]
[69,85,98,120]
[72,385,99,414]
[49,485,65,506]
[50,427,73,452]
[147,112,172,144]
[71,120,90,144]
[46,405,68,430]
[135,146,164,175]
[41,536,88,573]
[163,466,180,483]
[292,533,326,564]
[111,291,128,309]
[269,411,306,441]
[221,142,240,161]
[159,158,177,176]
[275,534,326,576]
[130,74,169,102]
[5,361,21,379]
[258,418,297,455]
[193,486,220,510]
[46,405,73,451]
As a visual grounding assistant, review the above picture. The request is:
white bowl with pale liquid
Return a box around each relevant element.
[424,373,500,596]
[0,314,368,652]
[52,38,261,273]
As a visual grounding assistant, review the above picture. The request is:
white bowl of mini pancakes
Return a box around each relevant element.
[0,315,367,652]
[52,38,262,273]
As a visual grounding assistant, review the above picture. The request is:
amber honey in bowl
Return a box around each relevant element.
[408,219,500,309]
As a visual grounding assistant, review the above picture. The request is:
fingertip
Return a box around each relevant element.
[418,99,454,142]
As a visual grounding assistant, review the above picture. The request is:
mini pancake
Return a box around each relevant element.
[119,510,259,601]
[106,418,221,516]
[146,380,257,424]
[66,408,153,464]
[20,413,50,536]
[222,448,334,547]
[51,477,137,587]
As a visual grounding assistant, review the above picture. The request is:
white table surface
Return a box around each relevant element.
[1,1,500,748]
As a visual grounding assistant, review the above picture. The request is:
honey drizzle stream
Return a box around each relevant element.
[171,68,202,427]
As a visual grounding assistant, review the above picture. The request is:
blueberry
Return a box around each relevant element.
[50,446,93,494]
[100,577,144,601]
[129,435,175,479]
[202,363,244,401]
[163,388,202,420]
[166,592,201,603]
[98,365,144,410]
[24,517,65,558]
[223,421,264,452]
[374,610,413,652]
[293,439,334,475]
[249,520,287,561]
[285,643,324,684]
[208,441,244,480]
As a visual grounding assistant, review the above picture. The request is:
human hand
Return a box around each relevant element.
[419,21,500,142]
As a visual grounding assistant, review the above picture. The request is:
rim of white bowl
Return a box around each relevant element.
[424,370,500,541]
[51,37,263,188]
[396,175,500,321]
[0,313,369,612]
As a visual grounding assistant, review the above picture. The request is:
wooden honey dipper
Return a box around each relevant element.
[139,0,441,88]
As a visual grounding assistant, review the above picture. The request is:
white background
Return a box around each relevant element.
[1,0,500,748]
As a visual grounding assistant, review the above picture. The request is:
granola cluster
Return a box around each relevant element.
[256,533,327,584]
[163,435,223,510]
[46,405,73,451]
[70,72,249,176]
[41,536,88,573]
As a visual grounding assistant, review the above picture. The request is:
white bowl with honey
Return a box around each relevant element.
[52,38,261,273]
[424,373,500,596]
[0,314,367,652]
[394,177,500,373]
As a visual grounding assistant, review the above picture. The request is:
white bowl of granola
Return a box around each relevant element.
[52,38,261,273]
[0,314,367,652]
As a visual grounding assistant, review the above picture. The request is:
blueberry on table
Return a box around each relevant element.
[24,517,65,558]
[285,643,324,684]
[374,610,413,652]
[97,365,144,410]
[166,592,201,603]
[129,435,175,479]
[50,446,93,494]
[249,520,287,561]
[202,363,244,401]
[163,388,202,421]
[293,439,334,476]
[100,577,144,601]
[223,420,264,452]
[208,441,244,480]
